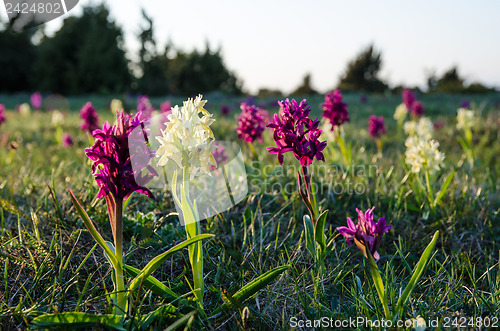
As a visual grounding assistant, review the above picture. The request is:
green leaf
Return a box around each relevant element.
[164,310,197,331]
[310,180,319,218]
[124,264,180,299]
[314,210,328,252]
[433,170,455,207]
[68,190,118,268]
[367,251,391,320]
[393,230,439,320]
[213,265,290,314]
[457,136,469,153]
[122,192,134,212]
[303,215,316,257]
[465,128,473,145]
[32,312,124,330]
[297,173,314,217]
[128,234,214,293]
[138,304,178,330]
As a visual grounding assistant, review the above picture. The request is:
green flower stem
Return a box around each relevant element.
[424,170,434,207]
[336,130,351,165]
[393,231,439,320]
[465,128,474,167]
[113,199,126,316]
[367,250,391,320]
[376,138,383,155]
[182,168,204,307]
[247,141,258,160]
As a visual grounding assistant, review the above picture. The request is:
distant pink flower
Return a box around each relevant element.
[31,92,42,109]
[402,89,424,117]
[210,143,229,170]
[220,104,231,116]
[411,101,425,117]
[433,121,445,130]
[322,90,349,129]
[0,104,5,125]
[460,100,470,109]
[268,100,280,108]
[368,115,386,138]
[137,95,154,119]
[236,103,267,143]
[160,101,172,115]
[259,108,271,124]
[360,95,368,104]
[62,133,74,147]
[402,89,416,110]
[80,102,100,134]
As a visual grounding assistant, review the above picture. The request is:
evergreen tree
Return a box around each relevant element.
[0,21,36,92]
[337,45,387,92]
[35,5,131,94]
[291,73,318,95]
[175,43,242,95]
[433,66,464,93]
[137,10,170,95]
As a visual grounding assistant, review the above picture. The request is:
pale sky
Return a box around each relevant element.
[3,0,500,94]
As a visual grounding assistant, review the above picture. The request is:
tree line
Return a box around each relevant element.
[0,4,495,96]
[0,5,242,96]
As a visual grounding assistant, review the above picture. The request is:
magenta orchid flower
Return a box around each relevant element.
[322,90,349,129]
[337,207,391,260]
[31,92,42,109]
[0,104,6,126]
[368,115,386,138]
[236,103,267,143]
[62,133,74,147]
[267,99,326,166]
[80,102,100,134]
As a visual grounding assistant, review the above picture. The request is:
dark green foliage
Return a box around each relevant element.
[427,66,494,94]
[463,82,494,94]
[174,43,243,96]
[136,10,171,96]
[257,88,283,99]
[0,27,36,92]
[34,5,131,94]
[429,66,464,93]
[291,73,318,96]
[337,44,388,93]
[132,9,243,96]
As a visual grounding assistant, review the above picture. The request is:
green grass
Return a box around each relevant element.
[0,93,499,329]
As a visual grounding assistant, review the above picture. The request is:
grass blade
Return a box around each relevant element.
[68,190,118,268]
[433,170,456,207]
[213,265,290,314]
[394,231,439,319]
[128,234,214,292]
[164,310,197,331]
[367,251,390,319]
[124,264,180,299]
[32,312,124,330]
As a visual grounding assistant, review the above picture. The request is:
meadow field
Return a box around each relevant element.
[0,92,499,330]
